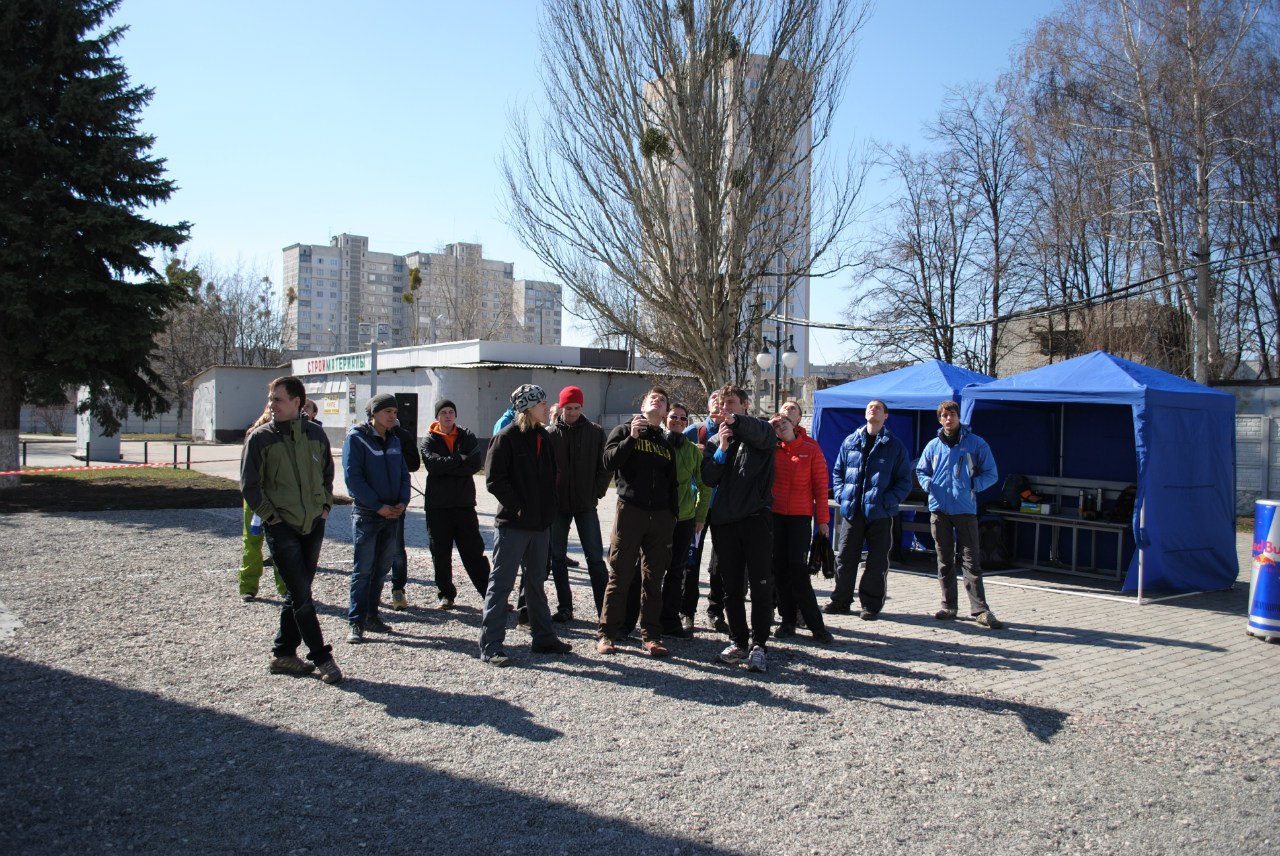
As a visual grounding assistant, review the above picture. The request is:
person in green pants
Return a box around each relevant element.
[240,408,287,601]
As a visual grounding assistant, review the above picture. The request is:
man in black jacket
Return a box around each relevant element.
[479,384,572,666]
[701,384,776,674]
[596,387,679,657]
[419,399,490,609]
[545,385,610,619]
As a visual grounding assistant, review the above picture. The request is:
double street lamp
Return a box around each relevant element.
[756,332,799,412]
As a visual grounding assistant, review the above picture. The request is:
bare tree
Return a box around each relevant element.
[504,0,870,391]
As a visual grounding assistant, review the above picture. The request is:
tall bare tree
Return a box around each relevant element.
[504,0,870,390]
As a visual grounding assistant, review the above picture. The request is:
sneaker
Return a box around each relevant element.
[364,614,392,634]
[823,602,853,615]
[517,615,531,631]
[566,556,581,568]
[241,593,255,603]
[716,644,747,666]
[643,640,669,657]
[975,611,1005,630]
[746,645,768,673]
[531,639,573,654]
[316,659,343,684]
[680,614,695,634]
[551,608,573,623]
[346,624,364,644]
[705,613,729,634]
[268,655,315,675]
[812,629,835,645]
[934,608,958,621]
[596,637,617,655]
[859,610,880,621]
[437,595,455,610]
[483,651,512,667]
[391,589,409,610]
[774,622,796,638]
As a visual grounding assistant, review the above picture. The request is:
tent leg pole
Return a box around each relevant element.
[1137,498,1145,605]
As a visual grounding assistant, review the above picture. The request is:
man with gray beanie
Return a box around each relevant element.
[343,392,411,644]
[478,384,572,666]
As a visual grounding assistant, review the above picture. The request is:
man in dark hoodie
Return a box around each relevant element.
[479,384,572,666]
[545,385,610,619]
[343,393,411,644]
[596,387,679,657]
[701,384,776,674]
[420,398,490,609]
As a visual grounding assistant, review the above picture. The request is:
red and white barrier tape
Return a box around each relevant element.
[0,462,184,477]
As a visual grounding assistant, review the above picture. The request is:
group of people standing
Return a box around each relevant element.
[239,374,1005,685]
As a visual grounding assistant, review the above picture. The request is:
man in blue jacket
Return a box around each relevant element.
[915,400,1003,629]
[343,393,411,644]
[825,399,913,619]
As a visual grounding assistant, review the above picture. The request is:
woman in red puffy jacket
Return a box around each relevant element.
[769,406,834,644]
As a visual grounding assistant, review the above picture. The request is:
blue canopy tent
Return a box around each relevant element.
[960,351,1236,595]
[811,360,995,469]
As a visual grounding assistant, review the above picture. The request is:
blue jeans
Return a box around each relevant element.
[550,508,608,615]
[349,510,400,626]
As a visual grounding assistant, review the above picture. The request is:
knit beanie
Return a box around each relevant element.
[434,398,457,416]
[558,386,584,408]
[365,393,397,417]
[510,384,547,413]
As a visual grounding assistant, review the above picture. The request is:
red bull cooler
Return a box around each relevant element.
[1248,499,1280,642]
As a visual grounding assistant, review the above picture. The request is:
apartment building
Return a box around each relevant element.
[283,235,562,353]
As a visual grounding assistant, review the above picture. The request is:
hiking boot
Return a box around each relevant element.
[316,659,343,684]
[483,651,512,667]
[268,655,315,676]
[241,593,255,603]
[437,595,455,610]
[975,611,1004,630]
[680,614,695,634]
[859,610,880,621]
[391,589,408,610]
[746,645,768,673]
[364,614,392,634]
[346,624,364,644]
[551,608,573,623]
[823,601,852,615]
[716,644,747,666]
[596,637,617,655]
[643,640,669,657]
[774,622,796,638]
[934,608,958,621]
[812,629,835,645]
[531,639,573,655]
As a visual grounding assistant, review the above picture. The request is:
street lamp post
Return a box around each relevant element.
[755,329,799,412]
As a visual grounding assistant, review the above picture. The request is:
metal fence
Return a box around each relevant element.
[1237,414,1276,515]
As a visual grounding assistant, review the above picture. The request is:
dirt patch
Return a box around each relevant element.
[0,470,350,514]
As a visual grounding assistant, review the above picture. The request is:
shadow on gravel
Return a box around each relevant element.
[0,655,733,855]
[338,681,562,741]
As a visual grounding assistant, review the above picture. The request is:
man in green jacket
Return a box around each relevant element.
[241,376,342,685]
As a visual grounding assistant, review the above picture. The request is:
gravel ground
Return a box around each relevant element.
[0,506,1276,855]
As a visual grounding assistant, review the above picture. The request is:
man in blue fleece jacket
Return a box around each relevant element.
[343,392,411,643]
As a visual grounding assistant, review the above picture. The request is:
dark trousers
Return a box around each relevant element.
[660,517,699,631]
[831,511,893,614]
[711,512,774,650]
[550,508,609,615]
[600,502,674,643]
[266,520,333,666]
[931,511,991,615]
[390,514,409,590]
[426,506,492,600]
[686,528,724,617]
[772,513,827,634]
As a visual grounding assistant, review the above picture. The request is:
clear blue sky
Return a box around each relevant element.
[114,0,1056,362]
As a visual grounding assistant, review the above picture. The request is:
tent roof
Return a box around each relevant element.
[814,359,994,412]
[963,351,1235,411]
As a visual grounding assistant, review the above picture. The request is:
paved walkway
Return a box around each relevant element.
[17,433,1279,736]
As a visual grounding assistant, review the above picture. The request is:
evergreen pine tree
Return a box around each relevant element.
[0,0,190,483]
